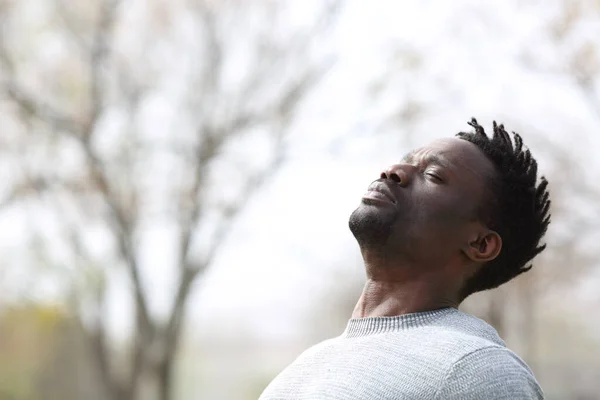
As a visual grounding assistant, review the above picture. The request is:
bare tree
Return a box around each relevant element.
[0,1,340,399]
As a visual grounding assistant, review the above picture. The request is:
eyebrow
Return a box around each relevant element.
[401,150,452,169]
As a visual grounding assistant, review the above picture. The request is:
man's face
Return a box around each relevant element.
[349,137,497,266]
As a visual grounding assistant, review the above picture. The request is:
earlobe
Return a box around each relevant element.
[464,231,502,263]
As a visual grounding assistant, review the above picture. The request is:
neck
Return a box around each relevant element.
[352,262,460,318]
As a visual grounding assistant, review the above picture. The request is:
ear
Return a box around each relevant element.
[462,230,502,263]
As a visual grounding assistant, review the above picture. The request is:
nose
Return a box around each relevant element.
[381,163,411,186]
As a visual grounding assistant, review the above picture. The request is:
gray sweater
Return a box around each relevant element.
[258,308,543,399]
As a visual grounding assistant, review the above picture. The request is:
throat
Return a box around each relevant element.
[351,277,458,319]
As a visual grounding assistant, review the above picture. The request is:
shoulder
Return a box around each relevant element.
[434,308,506,346]
[434,346,544,400]
[408,308,506,359]
[290,336,339,362]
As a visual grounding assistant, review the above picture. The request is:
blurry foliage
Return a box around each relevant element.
[0,305,57,400]
[0,304,104,400]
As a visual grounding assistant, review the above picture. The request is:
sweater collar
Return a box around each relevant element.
[343,307,456,338]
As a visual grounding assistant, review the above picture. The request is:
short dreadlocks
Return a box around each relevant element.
[456,118,551,300]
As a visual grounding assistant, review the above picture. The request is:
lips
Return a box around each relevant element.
[363,181,396,204]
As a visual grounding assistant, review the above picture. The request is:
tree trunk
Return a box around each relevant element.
[157,356,174,400]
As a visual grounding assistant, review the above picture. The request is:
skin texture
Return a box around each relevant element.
[348,137,502,318]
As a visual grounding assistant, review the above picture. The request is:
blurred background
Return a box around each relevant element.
[0,0,599,399]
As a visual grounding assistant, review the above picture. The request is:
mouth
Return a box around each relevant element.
[362,181,396,205]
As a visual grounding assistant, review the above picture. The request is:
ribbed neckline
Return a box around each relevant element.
[343,307,456,338]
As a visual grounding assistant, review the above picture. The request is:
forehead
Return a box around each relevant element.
[409,137,496,182]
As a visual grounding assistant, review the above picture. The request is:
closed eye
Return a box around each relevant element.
[426,171,443,183]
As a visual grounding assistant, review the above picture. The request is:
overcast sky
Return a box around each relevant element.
[185,0,600,341]
[2,0,599,343]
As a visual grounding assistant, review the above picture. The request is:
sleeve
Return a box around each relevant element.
[434,346,544,400]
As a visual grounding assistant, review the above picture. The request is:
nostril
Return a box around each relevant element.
[380,172,388,180]
[389,173,401,183]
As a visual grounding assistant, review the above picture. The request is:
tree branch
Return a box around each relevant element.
[177,63,323,269]
[177,3,225,264]
[176,0,331,269]
[39,190,126,400]
[81,6,156,395]
[81,150,153,400]
[52,0,89,53]
[1,81,83,133]
[0,11,82,134]
[167,39,326,360]
[87,0,123,135]
[164,134,286,362]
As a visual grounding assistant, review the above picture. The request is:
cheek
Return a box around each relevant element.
[420,191,475,227]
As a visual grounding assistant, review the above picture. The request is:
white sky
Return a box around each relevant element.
[186,0,600,341]
[2,0,600,343]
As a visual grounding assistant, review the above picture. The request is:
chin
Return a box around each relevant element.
[348,203,396,248]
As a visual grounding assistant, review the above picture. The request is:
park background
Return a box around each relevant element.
[1,0,599,399]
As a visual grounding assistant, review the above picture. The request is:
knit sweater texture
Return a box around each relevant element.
[258,307,543,399]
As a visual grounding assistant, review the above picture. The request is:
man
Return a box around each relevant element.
[259,119,551,400]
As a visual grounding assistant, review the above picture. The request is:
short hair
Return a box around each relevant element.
[456,118,551,300]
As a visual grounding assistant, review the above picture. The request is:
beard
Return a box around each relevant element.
[348,203,399,250]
